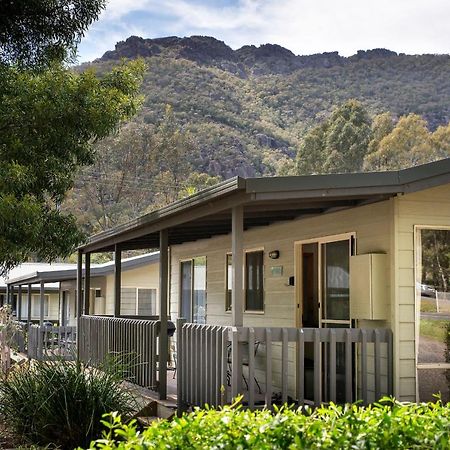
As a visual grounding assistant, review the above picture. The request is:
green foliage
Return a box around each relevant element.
[88,399,450,449]
[66,46,450,230]
[0,0,106,67]
[0,60,145,274]
[364,114,438,171]
[296,100,372,174]
[0,359,135,448]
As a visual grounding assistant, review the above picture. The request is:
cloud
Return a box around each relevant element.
[77,0,450,62]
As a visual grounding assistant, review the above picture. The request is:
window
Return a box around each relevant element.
[416,228,450,402]
[32,295,49,317]
[180,257,207,323]
[245,250,264,311]
[120,287,157,316]
[225,254,232,311]
[138,289,157,316]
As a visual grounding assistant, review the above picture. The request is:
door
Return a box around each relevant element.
[320,239,352,403]
[297,235,353,402]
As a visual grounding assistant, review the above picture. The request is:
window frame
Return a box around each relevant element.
[225,253,232,312]
[179,256,207,323]
[244,248,265,313]
[31,294,49,318]
[121,286,158,316]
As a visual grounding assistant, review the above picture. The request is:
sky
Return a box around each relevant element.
[77,0,450,63]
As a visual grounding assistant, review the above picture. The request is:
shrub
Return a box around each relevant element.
[88,398,450,449]
[0,359,135,448]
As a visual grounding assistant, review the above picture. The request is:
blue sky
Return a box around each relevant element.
[77,0,450,63]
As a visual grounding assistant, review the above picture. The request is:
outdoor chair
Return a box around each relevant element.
[227,341,262,394]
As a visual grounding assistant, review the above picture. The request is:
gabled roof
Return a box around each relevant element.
[80,158,450,253]
[6,252,159,286]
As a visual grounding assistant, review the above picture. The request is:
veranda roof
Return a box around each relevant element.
[80,158,450,253]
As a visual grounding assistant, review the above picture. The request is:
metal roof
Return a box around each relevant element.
[80,158,450,253]
[7,252,159,286]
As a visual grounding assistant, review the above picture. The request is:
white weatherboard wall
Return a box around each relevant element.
[393,184,450,401]
[60,277,106,326]
[170,199,393,399]
[18,291,60,321]
[104,263,160,316]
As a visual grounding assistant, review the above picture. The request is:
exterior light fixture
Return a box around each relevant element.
[269,250,280,259]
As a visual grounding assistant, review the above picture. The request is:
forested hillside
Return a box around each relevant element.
[68,35,450,233]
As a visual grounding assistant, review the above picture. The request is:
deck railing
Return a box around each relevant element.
[177,321,393,410]
[78,315,160,390]
[177,322,229,408]
[12,322,27,353]
[28,325,76,360]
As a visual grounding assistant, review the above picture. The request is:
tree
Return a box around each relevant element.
[180,172,222,197]
[364,114,437,171]
[367,113,395,155]
[421,229,450,292]
[0,0,105,68]
[296,100,372,174]
[0,3,145,275]
[431,123,450,159]
[150,105,196,205]
[68,122,156,234]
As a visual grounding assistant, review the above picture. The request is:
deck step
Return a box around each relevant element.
[133,399,175,425]
[136,416,160,426]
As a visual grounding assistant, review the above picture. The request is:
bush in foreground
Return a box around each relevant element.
[0,359,134,448]
[88,398,450,449]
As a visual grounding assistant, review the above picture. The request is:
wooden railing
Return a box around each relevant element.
[28,325,76,360]
[177,322,229,408]
[177,321,393,410]
[78,315,160,390]
[12,322,27,353]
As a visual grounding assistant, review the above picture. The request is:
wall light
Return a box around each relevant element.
[269,250,280,259]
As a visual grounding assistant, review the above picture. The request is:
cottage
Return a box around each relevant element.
[17,159,450,409]
[6,253,159,358]
[1,263,74,323]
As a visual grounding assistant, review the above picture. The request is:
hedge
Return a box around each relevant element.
[87,398,450,449]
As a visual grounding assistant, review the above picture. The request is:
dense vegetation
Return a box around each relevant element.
[67,36,450,233]
[0,359,134,448]
[89,399,450,449]
[0,1,144,274]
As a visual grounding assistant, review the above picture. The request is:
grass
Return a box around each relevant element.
[420,319,449,342]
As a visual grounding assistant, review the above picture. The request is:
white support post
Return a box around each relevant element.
[231,205,244,397]
[114,245,121,317]
[27,284,32,326]
[39,281,45,326]
[17,285,22,321]
[76,250,83,319]
[159,229,169,400]
[84,252,91,315]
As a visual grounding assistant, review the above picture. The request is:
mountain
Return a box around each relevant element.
[79,35,450,179]
[70,36,450,232]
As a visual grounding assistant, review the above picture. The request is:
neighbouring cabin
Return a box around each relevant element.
[4,253,159,360]
[0,263,74,324]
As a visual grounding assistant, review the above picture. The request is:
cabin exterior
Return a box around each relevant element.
[74,159,450,409]
[5,253,159,359]
[1,263,74,323]
[8,159,450,409]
